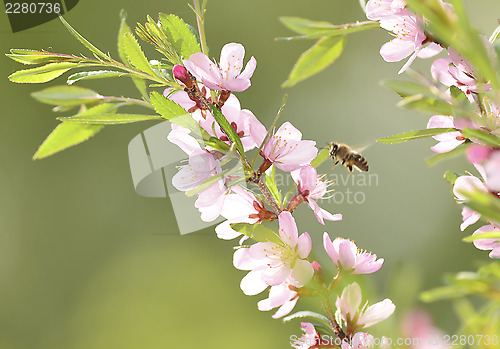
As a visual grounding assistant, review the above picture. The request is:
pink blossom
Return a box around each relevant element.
[323,234,384,274]
[292,323,320,349]
[401,309,450,349]
[291,165,342,224]
[254,122,318,172]
[472,224,500,259]
[378,10,442,73]
[431,50,491,100]
[366,0,406,20]
[484,151,500,192]
[341,332,375,349]
[426,115,465,153]
[234,212,314,295]
[336,282,395,329]
[171,151,230,222]
[165,87,263,151]
[257,282,299,319]
[183,43,256,92]
[453,172,488,230]
[215,186,263,240]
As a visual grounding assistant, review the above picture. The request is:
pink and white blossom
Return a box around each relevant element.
[336,282,395,329]
[291,164,342,224]
[341,332,375,349]
[234,212,314,295]
[431,50,491,100]
[366,0,406,20]
[291,322,320,349]
[377,10,442,73]
[323,234,384,274]
[165,87,264,151]
[426,115,465,154]
[453,171,489,231]
[401,309,450,349]
[472,224,500,259]
[257,281,300,319]
[254,122,318,172]
[183,43,256,92]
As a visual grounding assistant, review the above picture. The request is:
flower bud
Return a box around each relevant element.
[173,65,193,87]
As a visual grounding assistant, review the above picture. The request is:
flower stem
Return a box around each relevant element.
[320,294,347,342]
[193,0,209,55]
[255,178,282,216]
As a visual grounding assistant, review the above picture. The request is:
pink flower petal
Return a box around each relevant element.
[240,269,268,295]
[290,259,314,287]
[278,211,299,247]
[297,232,312,259]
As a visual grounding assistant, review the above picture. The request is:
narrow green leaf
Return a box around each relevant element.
[463,231,500,243]
[397,95,454,115]
[283,311,332,329]
[311,145,331,168]
[31,86,102,106]
[8,62,81,83]
[186,160,243,197]
[122,32,158,76]
[461,189,500,224]
[159,13,201,59]
[230,223,280,243]
[461,128,500,147]
[420,286,467,302]
[425,142,468,166]
[279,17,336,35]
[265,169,281,203]
[377,128,457,144]
[443,170,460,184]
[6,49,80,65]
[283,36,346,88]
[381,79,438,97]
[489,24,500,43]
[59,113,163,124]
[33,123,104,160]
[32,103,117,159]
[58,15,109,61]
[210,104,246,157]
[67,70,127,85]
[150,91,188,119]
[277,21,379,40]
[117,12,148,99]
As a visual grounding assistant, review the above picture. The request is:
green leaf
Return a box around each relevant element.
[31,86,103,106]
[8,62,81,84]
[381,80,438,97]
[210,104,246,158]
[397,95,454,115]
[150,91,188,119]
[122,32,158,77]
[118,11,148,99]
[420,286,468,302]
[461,189,500,224]
[67,70,126,85]
[279,17,336,35]
[159,13,201,59]
[230,223,280,243]
[59,113,163,124]
[283,311,332,330]
[277,20,379,40]
[377,128,457,144]
[6,49,80,65]
[425,142,468,166]
[33,123,104,160]
[489,24,500,43]
[311,145,331,168]
[463,231,500,243]
[443,170,460,185]
[58,15,109,61]
[283,36,346,87]
[265,166,281,203]
[461,128,500,147]
[32,103,117,159]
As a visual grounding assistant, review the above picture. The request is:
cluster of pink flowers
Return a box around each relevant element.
[163,42,394,347]
[366,0,443,73]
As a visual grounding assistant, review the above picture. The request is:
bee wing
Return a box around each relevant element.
[351,139,375,153]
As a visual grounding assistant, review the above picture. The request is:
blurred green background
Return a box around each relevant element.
[1,1,500,348]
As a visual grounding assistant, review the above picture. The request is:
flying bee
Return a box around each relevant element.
[329,142,369,174]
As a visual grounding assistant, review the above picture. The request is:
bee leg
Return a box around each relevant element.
[332,160,339,170]
[347,165,354,175]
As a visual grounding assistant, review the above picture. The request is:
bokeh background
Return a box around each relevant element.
[1,1,500,348]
